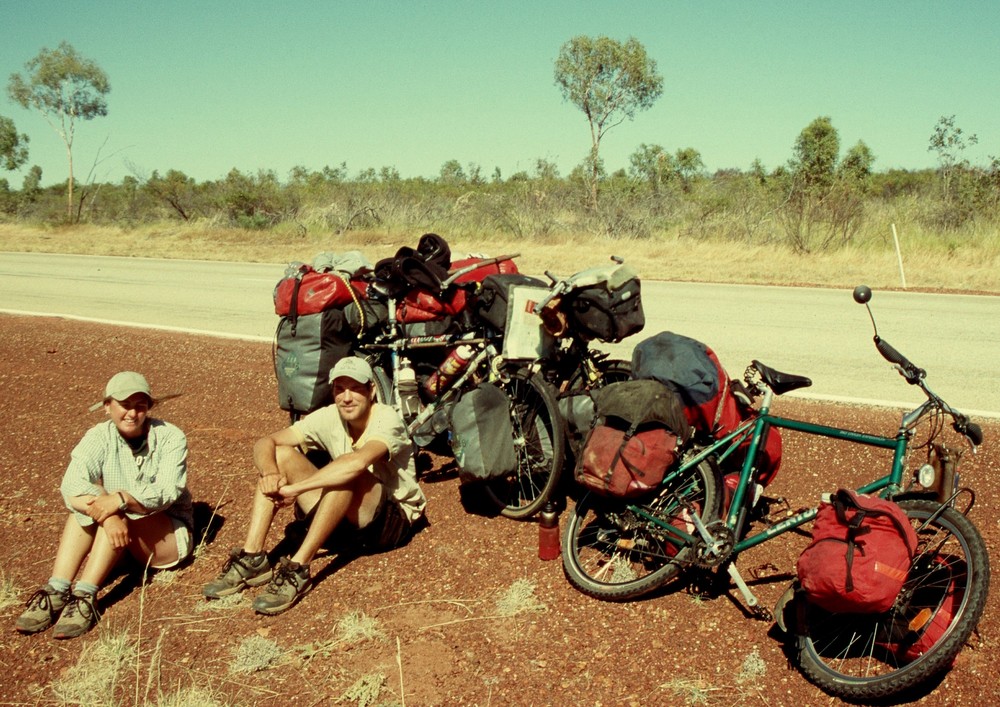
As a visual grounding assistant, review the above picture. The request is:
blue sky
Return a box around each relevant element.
[2,1,998,187]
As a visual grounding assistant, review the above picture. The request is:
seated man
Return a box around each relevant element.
[16,371,193,639]
[203,357,426,615]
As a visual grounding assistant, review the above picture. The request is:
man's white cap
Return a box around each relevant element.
[329,357,373,385]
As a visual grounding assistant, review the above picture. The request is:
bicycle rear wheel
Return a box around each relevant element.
[562,457,721,601]
[794,500,990,700]
[482,372,565,519]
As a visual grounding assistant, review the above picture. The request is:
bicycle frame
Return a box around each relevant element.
[358,295,495,438]
[639,385,920,559]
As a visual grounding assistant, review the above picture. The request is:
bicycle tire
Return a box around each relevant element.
[794,500,990,700]
[482,372,566,519]
[562,457,722,601]
[370,362,393,408]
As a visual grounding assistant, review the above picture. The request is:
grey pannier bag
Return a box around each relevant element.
[449,383,518,483]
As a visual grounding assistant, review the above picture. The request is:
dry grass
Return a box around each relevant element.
[0,569,20,611]
[1,222,998,293]
[48,630,137,705]
[228,634,284,674]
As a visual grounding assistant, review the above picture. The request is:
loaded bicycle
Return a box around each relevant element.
[561,285,989,700]
[355,254,565,519]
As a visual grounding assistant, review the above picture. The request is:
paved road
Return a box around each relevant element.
[2,252,997,417]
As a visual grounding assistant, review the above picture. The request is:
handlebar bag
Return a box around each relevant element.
[574,380,690,498]
[796,489,918,614]
[475,273,547,332]
[565,277,644,343]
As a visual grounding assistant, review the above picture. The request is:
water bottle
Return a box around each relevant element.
[396,363,420,418]
[423,344,474,397]
[538,501,561,560]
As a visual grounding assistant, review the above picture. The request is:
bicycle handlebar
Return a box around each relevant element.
[856,284,981,448]
[874,336,925,384]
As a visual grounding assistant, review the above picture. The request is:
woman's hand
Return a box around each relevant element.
[86,492,123,524]
[101,514,129,549]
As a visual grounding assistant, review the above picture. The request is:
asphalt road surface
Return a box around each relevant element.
[1,252,997,417]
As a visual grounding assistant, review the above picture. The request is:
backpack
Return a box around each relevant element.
[273,308,355,415]
[449,383,518,483]
[797,489,918,614]
[631,331,741,438]
[574,380,690,498]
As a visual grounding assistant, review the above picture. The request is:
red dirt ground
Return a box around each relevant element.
[0,314,996,706]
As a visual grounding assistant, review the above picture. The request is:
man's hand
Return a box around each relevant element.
[258,473,289,503]
[101,514,129,549]
[277,483,301,503]
[85,492,123,524]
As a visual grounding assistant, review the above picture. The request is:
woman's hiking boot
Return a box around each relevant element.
[252,557,312,615]
[52,589,100,639]
[15,584,70,634]
[202,548,272,599]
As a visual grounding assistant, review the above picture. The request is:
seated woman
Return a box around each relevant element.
[15,371,193,639]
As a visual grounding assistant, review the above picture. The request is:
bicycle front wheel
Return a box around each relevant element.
[562,457,721,601]
[795,500,990,701]
[482,372,565,519]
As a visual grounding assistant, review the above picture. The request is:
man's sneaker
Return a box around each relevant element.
[15,584,70,634]
[52,589,100,640]
[202,548,272,599]
[252,557,312,615]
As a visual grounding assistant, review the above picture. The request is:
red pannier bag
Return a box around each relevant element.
[574,380,691,498]
[797,489,918,614]
[274,266,361,316]
[890,556,964,662]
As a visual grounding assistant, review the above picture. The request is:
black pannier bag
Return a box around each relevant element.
[449,382,518,483]
[476,273,548,332]
[565,277,644,343]
[274,308,354,415]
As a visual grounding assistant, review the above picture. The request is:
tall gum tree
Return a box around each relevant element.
[7,41,110,220]
[554,35,663,211]
[0,115,30,171]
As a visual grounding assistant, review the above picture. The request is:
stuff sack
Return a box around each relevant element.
[475,273,548,332]
[396,287,468,336]
[449,382,518,483]
[449,255,519,284]
[274,265,357,317]
[631,331,741,439]
[796,489,918,614]
[565,277,644,343]
[575,379,690,498]
[273,309,354,415]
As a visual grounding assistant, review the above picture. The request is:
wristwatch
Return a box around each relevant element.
[117,492,128,512]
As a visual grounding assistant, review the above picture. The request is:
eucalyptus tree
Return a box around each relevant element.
[554,35,663,210]
[0,115,30,171]
[7,41,110,219]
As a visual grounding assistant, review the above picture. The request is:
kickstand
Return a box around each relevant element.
[727,564,773,621]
